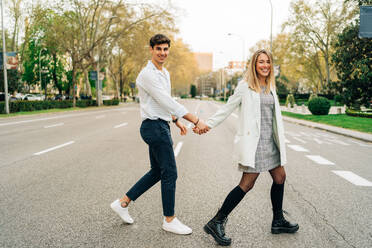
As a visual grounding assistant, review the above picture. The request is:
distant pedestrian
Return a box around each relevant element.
[195,49,299,246]
[110,34,208,235]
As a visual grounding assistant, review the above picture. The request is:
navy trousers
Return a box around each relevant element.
[126,119,177,217]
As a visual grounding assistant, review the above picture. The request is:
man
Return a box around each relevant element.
[111,34,208,235]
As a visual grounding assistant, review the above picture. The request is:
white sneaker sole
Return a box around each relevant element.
[162,225,192,235]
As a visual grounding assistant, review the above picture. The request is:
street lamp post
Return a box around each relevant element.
[95,14,118,106]
[269,0,273,53]
[39,47,47,99]
[1,0,9,114]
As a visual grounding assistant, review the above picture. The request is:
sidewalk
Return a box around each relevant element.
[283,116,372,143]
[281,105,372,142]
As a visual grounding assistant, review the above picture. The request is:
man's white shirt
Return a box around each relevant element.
[136,60,188,121]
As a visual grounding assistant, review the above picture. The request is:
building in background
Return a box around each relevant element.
[194,52,214,95]
[194,52,213,72]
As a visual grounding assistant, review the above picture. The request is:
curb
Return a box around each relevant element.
[283,116,372,143]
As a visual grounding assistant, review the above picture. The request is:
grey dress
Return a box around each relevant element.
[239,85,281,173]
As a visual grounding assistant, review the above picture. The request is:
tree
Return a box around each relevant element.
[190,84,196,98]
[332,21,372,108]
[8,0,23,51]
[0,69,22,93]
[166,38,200,96]
[284,0,357,93]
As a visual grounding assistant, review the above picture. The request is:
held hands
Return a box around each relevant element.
[192,119,210,135]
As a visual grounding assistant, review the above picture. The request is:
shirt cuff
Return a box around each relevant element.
[174,106,188,119]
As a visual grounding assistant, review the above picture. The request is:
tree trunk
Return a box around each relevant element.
[84,70,92,97]
[72,66,77,107]
[119,69,123,100]
[52,53,58,93]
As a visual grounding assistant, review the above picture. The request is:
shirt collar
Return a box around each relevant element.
[147,60,167,75]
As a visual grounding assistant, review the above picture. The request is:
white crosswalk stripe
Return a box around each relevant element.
[332,171,372,186]
[306,155,335,165]
[288,145,309,152]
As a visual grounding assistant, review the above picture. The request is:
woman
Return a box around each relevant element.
[198,49,299,246]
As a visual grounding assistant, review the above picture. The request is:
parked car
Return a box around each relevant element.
[23,94,42,101]
[102,95,112,100]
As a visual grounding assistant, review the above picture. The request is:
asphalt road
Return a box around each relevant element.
[0,100,371,248]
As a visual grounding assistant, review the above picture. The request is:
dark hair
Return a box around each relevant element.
[149,34,171,48]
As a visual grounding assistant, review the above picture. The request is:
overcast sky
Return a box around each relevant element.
[173,0,293,69]
[4,0,294,70]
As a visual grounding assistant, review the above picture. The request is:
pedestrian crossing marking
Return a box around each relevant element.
[332,170,372,186]
[306,155,335,165]
[293,137,307,144]
[288,145,309,152]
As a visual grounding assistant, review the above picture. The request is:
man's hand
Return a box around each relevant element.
[193,119,210,135]
[175,120,187,136]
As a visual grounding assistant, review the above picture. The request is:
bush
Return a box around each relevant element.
[0,99,119,114]
[345,108,372,118]
[334,95,343,106]
[103,99,119,106]
[285,94,295,108]
[308,97,331,115]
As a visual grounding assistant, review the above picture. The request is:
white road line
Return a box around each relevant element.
[293,137,307,144]
[95,115,105,119]
[328,139,350,146]
[44,123,64,128]
[332,170,372,186]
[306,155,335,165]
[0,109,126,127]
[287,145,309,152]
[34,141,75,156]
[174,142,183,157]
[300,131,311,137]
[114,122,128,128]
[285,131,300,137]
[349,140,370,147]
[285,138,290,143]
[231,113,238,118]
[313,138,323,144]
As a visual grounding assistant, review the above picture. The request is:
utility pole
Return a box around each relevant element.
[1,0,9,114]
[39,48,47,99]
[269,0,273,53]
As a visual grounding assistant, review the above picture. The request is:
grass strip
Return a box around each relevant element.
[282,111,372,134]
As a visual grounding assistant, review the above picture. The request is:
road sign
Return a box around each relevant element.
[130,82,135,89]
[0,52,18,69]
[360,6,372,38]
[89,71,97,81]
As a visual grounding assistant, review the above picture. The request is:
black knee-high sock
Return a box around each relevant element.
[219,186,247,216]
[271,182,284,220]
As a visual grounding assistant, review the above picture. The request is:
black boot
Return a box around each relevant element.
[204,211,232,246]
[271,210,299,234]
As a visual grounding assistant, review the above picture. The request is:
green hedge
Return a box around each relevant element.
[308,97,331,115]
[103,99,120,106]
[0,99,119,114]
[345,108,372,118]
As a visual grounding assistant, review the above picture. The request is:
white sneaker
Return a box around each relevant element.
[162,217,192,235]
[110,199,134,224]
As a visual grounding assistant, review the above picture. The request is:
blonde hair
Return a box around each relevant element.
[244,49,275,94]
